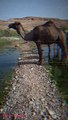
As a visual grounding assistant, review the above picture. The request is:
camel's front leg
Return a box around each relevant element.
[36,42,42,65]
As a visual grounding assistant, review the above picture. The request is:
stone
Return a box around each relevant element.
[18,57,22,60]
[13,86,15,90]
[47,109,58,119]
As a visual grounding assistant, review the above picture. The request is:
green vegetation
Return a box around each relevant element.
[0,70,13,107]
[0,39,11,47]
[0,29,19,37]
[48,60,68,103]
[61,26,68,32]
[0,29,20,48]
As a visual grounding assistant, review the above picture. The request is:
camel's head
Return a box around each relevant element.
[8,22,25,39]
[9,22,20,29]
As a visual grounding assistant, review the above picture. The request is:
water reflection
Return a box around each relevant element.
[43,44,61,63]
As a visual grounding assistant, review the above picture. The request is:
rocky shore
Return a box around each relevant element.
[0,41,67,120]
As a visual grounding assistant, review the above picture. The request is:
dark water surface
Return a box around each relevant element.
[0,47,20,82]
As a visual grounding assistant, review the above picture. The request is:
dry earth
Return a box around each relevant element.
[0,41,67,120]
[0,17,68,30]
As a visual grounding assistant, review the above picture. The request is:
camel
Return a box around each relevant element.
[9,21,67,65]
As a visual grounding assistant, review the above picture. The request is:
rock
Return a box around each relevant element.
[15,44,19,47]
[29,101,33,105]
[15,75,18,79]
[0,108,3,112]
[18,57,22,60]
[31,67,33,70]
[13,86,15,90]
[47,108,58,119]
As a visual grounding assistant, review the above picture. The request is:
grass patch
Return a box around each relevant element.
[0,29,19,37]
[0,70,14,107]
[49,60,68,103]
[61,26,68,32]
[0,39,11,47]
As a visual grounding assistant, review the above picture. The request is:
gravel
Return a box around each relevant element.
[0,42,67,120]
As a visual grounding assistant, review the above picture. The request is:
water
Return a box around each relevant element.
[0,47,20,82]
[43,44,61,63]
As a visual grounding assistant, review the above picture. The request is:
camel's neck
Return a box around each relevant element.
[18,24,26,39]
[17,24,33,41]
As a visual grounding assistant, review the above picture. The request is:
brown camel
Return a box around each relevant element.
[9,21,67,65]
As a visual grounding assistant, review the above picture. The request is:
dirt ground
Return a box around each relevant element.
[0,40,67,120]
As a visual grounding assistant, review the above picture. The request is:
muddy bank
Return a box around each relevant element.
[0,41,67,120]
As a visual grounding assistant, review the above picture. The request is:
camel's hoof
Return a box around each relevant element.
[38,61,42,65]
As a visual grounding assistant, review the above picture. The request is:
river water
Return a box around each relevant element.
[0,47,20,82]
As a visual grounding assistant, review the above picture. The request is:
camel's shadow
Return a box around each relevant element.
[18,51,39,65]
[18,49,61,66]
[18,61,38,65]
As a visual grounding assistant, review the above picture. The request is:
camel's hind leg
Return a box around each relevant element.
[54,44,60,58]
[58,40,67,64]
[48,45,51,61]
